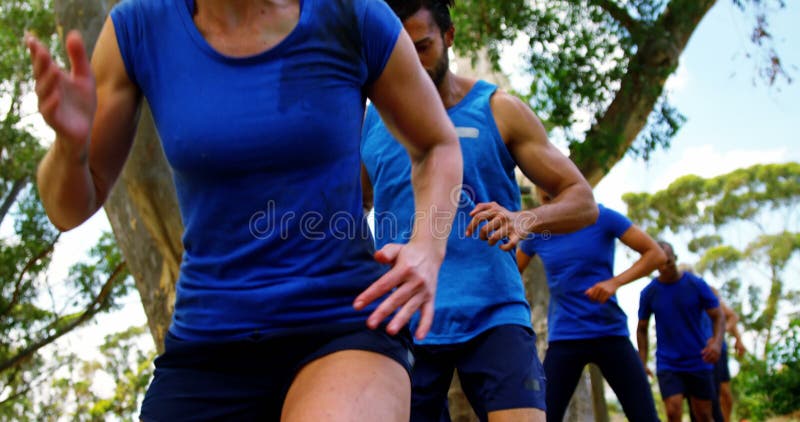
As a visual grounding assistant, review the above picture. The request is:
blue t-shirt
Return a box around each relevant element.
[519,204,631,341]
[111,0,402,340]
[361,80,531,345]
[638,272,720,372]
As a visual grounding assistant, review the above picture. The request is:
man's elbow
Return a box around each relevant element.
[577,187,598,228]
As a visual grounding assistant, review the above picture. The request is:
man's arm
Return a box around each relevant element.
[722,301,747,357]
[636,319,653,377]
[466,92,597,251]
[354,30,462,340]
[702,307,726,363]
[585,225,666,303]
[516,248,533,274]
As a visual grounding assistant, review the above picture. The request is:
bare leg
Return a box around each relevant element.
[663,394,685,422]
[689,398,714,422]
[281,350,410,422]
[488,408,545,422]
[719,382,733,422]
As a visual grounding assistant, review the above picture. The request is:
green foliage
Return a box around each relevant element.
[1,0,140,418]
[39,325,155,421]
[623,162,800,418]
[733,318,800,420]
[452,0,789,171]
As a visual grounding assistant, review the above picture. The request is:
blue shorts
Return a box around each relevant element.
[657,370,715,401]
[713,352,731,383]
[410,324,546,422]
[139,322,413,421]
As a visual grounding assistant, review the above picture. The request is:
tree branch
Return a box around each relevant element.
[0,177,28,226]
[0,382,32,407]
[574,0,718,185]
[0,234,61,319]
[0,261,127,374]
[587,0,643,37]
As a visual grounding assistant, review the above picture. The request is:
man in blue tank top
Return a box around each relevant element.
[638,242,726,422]
[362,2,597,420]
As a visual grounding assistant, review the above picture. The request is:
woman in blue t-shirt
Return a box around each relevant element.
[517,187,666,422]
[25,0,463,420]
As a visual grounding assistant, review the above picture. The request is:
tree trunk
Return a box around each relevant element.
[575,0,718,185]
[55,0,182,353]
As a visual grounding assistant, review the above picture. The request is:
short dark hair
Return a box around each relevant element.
[657,240,673,251]
[385,0,455,32]
[657,240,676,258]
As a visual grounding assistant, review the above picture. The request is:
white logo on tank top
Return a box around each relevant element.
[455,127,480,139]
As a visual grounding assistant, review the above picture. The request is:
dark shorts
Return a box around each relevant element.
[657,370,716,401]
[713,352,731,383]
[139,322,413,421]
[410,324,546,422]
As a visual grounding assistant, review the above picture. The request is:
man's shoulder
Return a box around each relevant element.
[641,278,660,297]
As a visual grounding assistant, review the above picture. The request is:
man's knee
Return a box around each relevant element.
[664,395,683,418]
[689,398,714,422]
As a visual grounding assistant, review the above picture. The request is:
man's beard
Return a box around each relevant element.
[428,46,449,87]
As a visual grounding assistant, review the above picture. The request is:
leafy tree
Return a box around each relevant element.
[733,317,800,420]
[623,162,800,418]
[40,325,155,421]
[452,0,791,185]
[0,0,135,418]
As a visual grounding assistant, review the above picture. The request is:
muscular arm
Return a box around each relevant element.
[355,30,462,339]
[366,30,461,256]
[35,18,140,231]
[494,92,597,234]
[516,248,533,274]
[636,319,652,375]
[585,225,667,303]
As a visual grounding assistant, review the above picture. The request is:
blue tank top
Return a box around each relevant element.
[110,0,402,340]
[361,80,531,344]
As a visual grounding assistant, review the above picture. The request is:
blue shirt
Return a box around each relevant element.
[361,80,531,344]
[519,204,631,341]
[111,0,402,340]
[638,272,720,372]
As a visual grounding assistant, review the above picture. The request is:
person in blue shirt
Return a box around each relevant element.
[362,2,597,420]
[638,242,725,422]
[517,188,665,422]
[26,0,464,420]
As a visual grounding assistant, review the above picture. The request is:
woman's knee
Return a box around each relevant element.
[282,350,410,422]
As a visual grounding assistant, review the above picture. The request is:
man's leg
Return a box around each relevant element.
[685,370,718,422]
[719,382,733,422]
[594,337,659,421]
[688,398,714,422]
[456,325,546,422]
[715,352,733,422]
[657,371,688,422]
[282,350,410,422]
[543,340,593,422]
[409,344,457,422]
[663,394,685,422]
